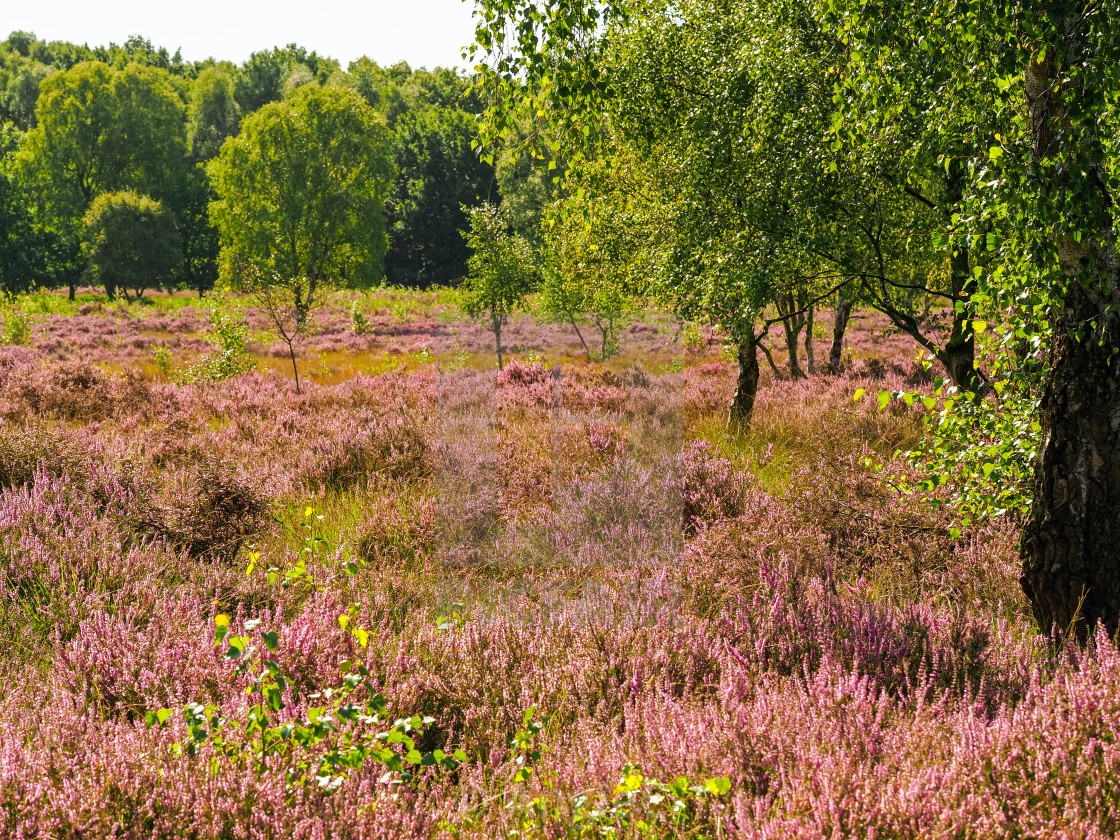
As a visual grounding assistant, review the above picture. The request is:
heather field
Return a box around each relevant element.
[0,290,1115,840]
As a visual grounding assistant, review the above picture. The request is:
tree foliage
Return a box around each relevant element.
[81,190,181,300]
[208,84,393,322]
[0,123,48,294]
[18,61,187,231]
[187,65,240,163]
[539,194,636,361]
[461,202,537,369]
[385,105,494,285]
[0,31,511,296]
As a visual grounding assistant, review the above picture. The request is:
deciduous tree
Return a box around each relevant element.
[81,190,181,300]
[461,202,536,369]
[17,60,187,296]
[207,84,393,326]
[385,105,494,285]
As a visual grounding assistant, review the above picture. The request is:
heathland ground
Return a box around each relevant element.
[0,289,1112,839]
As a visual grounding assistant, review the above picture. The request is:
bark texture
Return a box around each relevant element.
[1020,282,1120,636]
[942,159,981,393]
[776,291,807,379]
[830,289,853,371]
[1020,17,1120,636]
[728,339,760,430]
[493,314,504,370]
[804,305,816,374]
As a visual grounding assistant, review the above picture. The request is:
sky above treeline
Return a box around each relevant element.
[5,0,478,69]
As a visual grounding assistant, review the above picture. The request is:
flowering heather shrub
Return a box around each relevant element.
[0,425,88,489]
[428,437,505,563]
[143,414,207,468]
[493,429,555,522]
[0,343,41,386]
[673,438,745,533]
[57,597,238,716]
[496,358,555,410]
[3,360,120,421]
[529,362,633,415]
[496,358,552,388]
[6,364,161,429]
[682,361,733,417]
[299,412,427,491]
[545,453,682,567]
[583,420,627,461]
[0,471,183,656]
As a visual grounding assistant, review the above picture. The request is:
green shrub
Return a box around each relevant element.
[178,304,255,384]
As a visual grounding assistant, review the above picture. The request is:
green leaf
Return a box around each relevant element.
[704,777,732,795]
[877,390,891,410]
[214,614,230,644]
[853,387,865,402]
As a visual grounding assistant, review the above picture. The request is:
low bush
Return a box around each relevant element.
[673,438,746,534]
[133,457,273,562]
[2,360,151,422]
[0,425,88,490]
[300,413,427,491]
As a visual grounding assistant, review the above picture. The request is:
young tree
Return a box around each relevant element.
[81,191,181,300]
[540,197,634,361]
[235,265,313,394]
[460,202,536,369]
[207,84,393,327]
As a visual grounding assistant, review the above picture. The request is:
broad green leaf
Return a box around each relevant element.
[704,776,732,795]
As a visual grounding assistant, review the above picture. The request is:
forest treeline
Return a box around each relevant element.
[0,31,550,297]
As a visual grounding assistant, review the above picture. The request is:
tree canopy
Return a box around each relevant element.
[384,104,495,285]
[17,60,187,232]
[0,30,509,294]
[81,190,181,300]
[461,202,537,369]
[207,83,394,320]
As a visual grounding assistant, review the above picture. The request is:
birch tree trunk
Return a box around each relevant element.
[1020,18,1120,638]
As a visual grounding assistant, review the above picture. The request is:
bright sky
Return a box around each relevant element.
[4,0,479,70]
